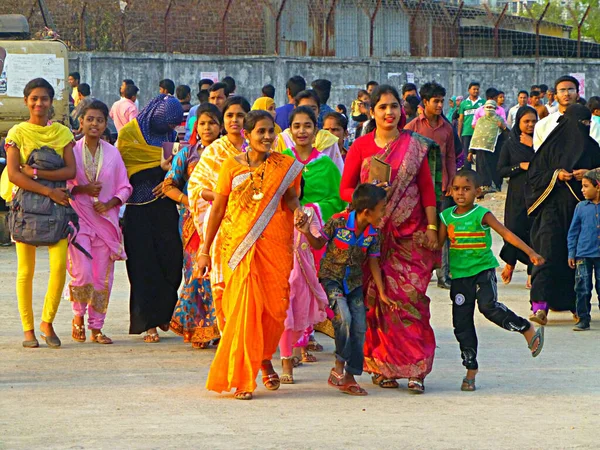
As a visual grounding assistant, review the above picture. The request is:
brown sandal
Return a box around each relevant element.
[291,355,303,367]
[301,351,317,363]
[143,332,159,343]
[91,332,113,345]
[192,341,210,349]
[280,373,294,384]
[234,390,253,400]
[72,319,86,343]
[306,340,324,352]
[372,375,399,388]
[262,372,281,390]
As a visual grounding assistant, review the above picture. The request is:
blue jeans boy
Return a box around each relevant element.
[321,280,366,376]
[574,258,600,322]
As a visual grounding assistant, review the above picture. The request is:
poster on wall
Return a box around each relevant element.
[200,72,219,83]
[2,53,65,99]
[570,73,585,98]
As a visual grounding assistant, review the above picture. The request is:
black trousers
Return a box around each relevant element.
[475,150,494,188]
[450,269,530,370]
[461,135,472,170]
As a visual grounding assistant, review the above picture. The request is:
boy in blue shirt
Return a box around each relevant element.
[298,183,391,396]
[567,169,600,331]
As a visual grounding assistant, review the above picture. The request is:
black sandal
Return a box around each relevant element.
[372,374,399,388]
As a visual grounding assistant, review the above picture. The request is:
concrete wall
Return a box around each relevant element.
[69,52,600,112]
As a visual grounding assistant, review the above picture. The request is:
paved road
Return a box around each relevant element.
[1,224,598,449]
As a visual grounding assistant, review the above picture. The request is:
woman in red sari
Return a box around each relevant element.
[340,85,442,393]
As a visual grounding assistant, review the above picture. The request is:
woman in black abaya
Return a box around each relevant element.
[527,104,600,325]
[497,106,537,288]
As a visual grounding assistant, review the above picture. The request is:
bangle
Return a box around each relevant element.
[427,224,438,231]
[177,193,185,203]
[200,252,210,258]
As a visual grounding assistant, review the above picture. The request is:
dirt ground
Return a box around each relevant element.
[1,193,599,449]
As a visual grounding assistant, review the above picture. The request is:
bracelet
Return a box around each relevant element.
[200,252,210,258]
[177,193,185,203]
[427,224,438,231]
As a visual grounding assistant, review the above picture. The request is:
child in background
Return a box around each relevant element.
[323,112,349,160]
[438,169,545,392]
[299,183,392,396]
[567,169,600,331]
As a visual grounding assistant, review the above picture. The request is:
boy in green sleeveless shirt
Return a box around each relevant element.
[438,169,546,392]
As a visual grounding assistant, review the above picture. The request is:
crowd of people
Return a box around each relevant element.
[4,70,600,400]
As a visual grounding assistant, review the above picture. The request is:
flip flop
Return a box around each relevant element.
[338,382,368,396]
[528,326,545,358]
[328,368,343,388]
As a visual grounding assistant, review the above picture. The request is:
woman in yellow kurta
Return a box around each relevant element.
[2,78,75,348]
[197,111,306,400]
[187,96,251,329]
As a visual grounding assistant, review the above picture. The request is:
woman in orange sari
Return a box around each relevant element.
[198,111,306,400]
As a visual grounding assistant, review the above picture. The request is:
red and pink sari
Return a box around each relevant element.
[362,132,440,380]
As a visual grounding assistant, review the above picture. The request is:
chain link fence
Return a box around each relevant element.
[7,0,599,58]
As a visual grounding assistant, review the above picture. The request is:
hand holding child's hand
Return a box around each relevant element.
[530,252,545,266]
[425,229,438,250]
[568,258,576,269]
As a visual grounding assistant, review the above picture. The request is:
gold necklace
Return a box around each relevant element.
[246,151,267,201]
[376,130,400,148]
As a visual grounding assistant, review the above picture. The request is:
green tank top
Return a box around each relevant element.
[440,205,498,279]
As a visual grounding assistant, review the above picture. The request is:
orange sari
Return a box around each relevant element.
[206,152,303,394]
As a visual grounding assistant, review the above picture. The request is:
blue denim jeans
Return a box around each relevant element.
[321,280,366,376]
[574,257,600,321]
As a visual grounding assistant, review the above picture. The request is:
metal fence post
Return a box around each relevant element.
[79,1,87,50]
[325,0,338,56]
[164,0,173,53]
[568,4,591,58]
[370,0,382,57]
[275,0,288,56]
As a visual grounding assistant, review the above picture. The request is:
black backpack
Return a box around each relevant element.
[8,146,90,257]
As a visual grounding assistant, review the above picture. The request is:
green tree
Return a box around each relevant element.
[520,0,600,43]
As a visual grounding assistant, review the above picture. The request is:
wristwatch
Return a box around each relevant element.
[32,168,38,180]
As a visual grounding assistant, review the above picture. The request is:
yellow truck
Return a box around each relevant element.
[0,14,70,138]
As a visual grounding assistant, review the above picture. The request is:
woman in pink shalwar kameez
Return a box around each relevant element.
[67,101,132,344]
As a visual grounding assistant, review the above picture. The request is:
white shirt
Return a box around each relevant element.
[534,110,600,151]
[507,105,521,128]
[546,100,559,115]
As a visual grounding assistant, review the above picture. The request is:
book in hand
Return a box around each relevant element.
[368,157,391,184]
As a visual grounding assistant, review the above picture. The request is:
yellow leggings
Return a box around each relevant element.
[16,239,68,332]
